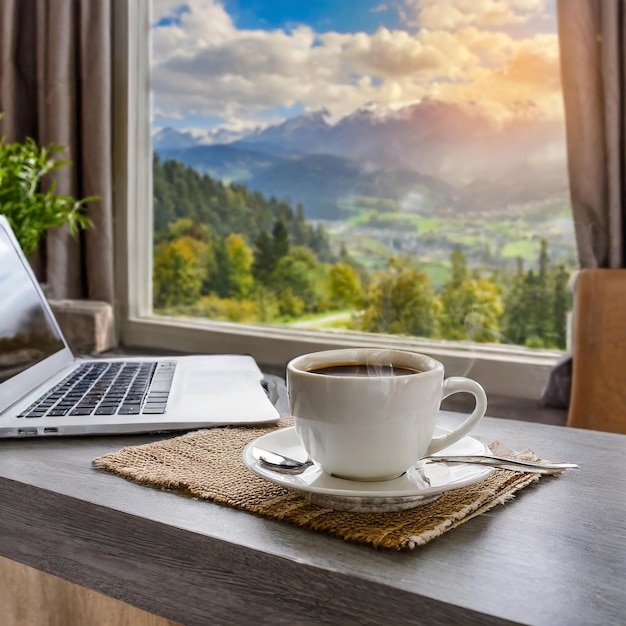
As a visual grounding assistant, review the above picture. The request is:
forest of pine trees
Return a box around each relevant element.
[153,156,573,349]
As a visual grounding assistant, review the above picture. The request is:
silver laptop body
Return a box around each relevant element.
[0,216,279,438]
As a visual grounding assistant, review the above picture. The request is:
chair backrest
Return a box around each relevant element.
[568,268,626,433]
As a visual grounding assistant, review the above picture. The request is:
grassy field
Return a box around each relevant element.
[415,262,450,289]
[326,194,575,280]
[500,239,540,260]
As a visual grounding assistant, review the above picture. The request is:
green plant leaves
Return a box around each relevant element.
[0,130,94,256]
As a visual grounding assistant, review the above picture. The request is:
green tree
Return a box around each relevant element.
[535,238,553,341]
[502,267,541,346]
[252,219,290,284]
[252,286,280,323]
[552,265,571,349]
[277,287,306,317]
[270,246,323,314]
[360,258,439,337]
[439,248,503,342]
[308,223,334,262]
[251,230,274,284]
[207,237,230,298]
[153,157,334,254]
[501,258,526,344]
[449,247,469,286]
[500,240,574,349]
[272,219,290,258]
[291,203,309,246]
[160,217,211,244]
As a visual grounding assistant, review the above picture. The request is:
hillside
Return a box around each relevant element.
[155,145,455,219]
[154,98,568,220]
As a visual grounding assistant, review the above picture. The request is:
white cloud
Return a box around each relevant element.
[151,0,561,130]
[401,0,549,30]
[152,0,237,64]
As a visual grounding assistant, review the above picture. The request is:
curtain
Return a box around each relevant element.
[558,0,626,268]
[0,0,114,304]
[543,1,626,410]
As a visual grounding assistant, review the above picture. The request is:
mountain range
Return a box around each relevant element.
[153,99,568,220]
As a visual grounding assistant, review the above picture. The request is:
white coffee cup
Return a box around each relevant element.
[287,348,487,481]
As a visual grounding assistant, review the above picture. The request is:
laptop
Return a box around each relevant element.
[0,215,280,438]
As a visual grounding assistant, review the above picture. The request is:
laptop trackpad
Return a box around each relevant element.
[180,370,261,396]
[167,357,278,422]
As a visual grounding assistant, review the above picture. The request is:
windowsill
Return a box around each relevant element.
[118,313,563,402]
[116,333,568,427]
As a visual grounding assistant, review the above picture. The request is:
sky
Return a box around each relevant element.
[151,0,562,139]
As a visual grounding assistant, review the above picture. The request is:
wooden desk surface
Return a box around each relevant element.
[0,413,624,626]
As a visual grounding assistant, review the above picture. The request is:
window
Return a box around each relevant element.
[114,0,571,399]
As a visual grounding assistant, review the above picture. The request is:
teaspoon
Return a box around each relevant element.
[255,448,578,475]
[256,448,314,473]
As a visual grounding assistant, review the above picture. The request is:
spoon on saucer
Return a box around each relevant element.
[255,448,579,475]
[256,448,314,473]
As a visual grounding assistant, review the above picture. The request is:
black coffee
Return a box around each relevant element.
[309,363,421,377]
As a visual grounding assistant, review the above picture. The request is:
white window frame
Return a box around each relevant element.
[112,0,563,400]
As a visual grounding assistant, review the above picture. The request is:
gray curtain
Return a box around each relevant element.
[0,0,114,304]
[543,1,626,408]
[558,0,626,268]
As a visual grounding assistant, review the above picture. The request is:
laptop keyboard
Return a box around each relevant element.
[17,361,177,418]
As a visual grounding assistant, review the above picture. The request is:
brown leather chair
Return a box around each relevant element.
[568,268,626,434]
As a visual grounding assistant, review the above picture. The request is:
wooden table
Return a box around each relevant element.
[0,411,624,626]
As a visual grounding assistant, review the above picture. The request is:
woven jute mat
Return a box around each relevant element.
[92,421,554,550]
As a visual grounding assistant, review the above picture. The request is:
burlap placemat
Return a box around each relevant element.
[92,422,555,550]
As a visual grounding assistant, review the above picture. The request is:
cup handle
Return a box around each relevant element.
[426,377,487,455]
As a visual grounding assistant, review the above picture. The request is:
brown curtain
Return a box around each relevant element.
[0,0,114,304]
[558,0,626,268]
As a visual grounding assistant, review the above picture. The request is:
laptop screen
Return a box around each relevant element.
[0,224,65,384]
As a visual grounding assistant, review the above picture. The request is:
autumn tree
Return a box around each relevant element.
[153,236,208,308]
[326,262,362,309]
[223,234,254,299]
[360,258,439,337]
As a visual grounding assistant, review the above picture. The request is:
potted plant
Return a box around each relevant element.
[0,118,94,256]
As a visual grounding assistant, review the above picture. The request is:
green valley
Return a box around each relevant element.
[152,157,575,350]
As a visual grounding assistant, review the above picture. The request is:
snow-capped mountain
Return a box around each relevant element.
[153,98,567,219]
[153,125,247,150]
[240,108,332,154]
[152,127,200,151]
[232,99,566,186]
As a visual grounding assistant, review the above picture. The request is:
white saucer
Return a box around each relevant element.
[243,426,494,512]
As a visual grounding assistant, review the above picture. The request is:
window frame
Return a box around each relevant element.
[112,0,564,400]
